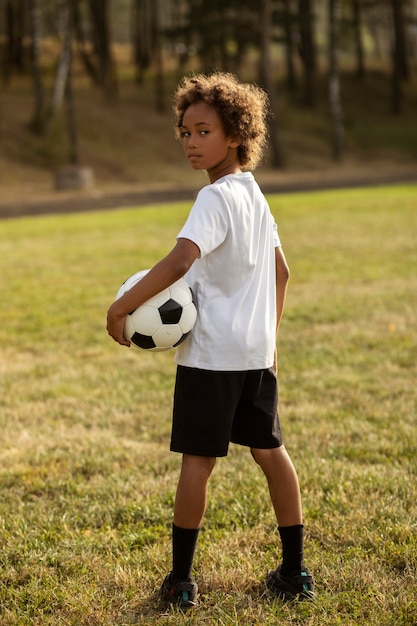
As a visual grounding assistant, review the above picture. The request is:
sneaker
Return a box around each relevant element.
[266,565,315,601]
[160,572,198,610]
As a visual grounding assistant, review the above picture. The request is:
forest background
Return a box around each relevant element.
[0,0,417,211]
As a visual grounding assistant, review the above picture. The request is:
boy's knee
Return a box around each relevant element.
[182,454,216,476]
[251,447,273,463]
[250,445,286,468]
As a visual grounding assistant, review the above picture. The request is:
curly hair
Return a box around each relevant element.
[173,72,270,171]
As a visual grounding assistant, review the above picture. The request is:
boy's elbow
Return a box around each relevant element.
[276,261,290,283]
[275,247,290,282]
[170,238,200,279]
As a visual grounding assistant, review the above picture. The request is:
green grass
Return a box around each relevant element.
[0,184,416,625]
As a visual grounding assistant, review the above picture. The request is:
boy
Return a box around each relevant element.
[107,72,314,610]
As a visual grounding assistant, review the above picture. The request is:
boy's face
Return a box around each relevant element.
[179,102,241,183]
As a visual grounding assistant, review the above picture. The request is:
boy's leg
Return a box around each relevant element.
[250,445,302,526]
[251,445,303,571]
[160,454,216,609]
[171,454,216,580]
[174,454,216,528]
[251,445,314,600]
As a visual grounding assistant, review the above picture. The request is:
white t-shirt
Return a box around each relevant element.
[175,172,281,371]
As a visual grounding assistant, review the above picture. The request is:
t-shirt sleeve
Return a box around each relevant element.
[273,220,281,247]
[177,186,228,258]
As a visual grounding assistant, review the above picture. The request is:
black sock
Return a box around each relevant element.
[278,524,304,575]
[172,523,200,581]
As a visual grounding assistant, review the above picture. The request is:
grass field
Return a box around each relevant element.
[0,184,416,625]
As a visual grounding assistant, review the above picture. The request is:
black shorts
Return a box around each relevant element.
[171,365,283,457]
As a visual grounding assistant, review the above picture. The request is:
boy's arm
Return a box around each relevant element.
[274,246,290,369]
[107,238,200,346]
[275,246,290,332]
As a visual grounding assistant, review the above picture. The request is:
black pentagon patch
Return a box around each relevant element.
[173,330,191,347]
[131,332,156,350]
[158,298,182,324]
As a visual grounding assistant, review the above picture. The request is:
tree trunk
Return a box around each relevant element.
[151,0,165,112]
[61,0,79,164]
[88,0,118,98]
[233,8,251,76]
[51,0,72,115]
[298,0,316,107]
[391,0,409,81]
[73,0,99,85]
[132,0,152,83]
[328,0,344,161]
[29,0,45,133]
[4,0,15,84]
[3,0,30,83]
[65,46,79,166]
[283,0,297,91]
[352,0,365,79]
[260,0,284,168]
[390,0,408,114]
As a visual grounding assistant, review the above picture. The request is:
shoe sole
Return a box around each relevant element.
[266,570,315,602]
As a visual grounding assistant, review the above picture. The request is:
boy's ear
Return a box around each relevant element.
[229,137,241,149]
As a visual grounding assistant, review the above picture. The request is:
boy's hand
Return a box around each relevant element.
[106,302,131,347]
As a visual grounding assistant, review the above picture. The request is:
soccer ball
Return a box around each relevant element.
[115,270,197,351]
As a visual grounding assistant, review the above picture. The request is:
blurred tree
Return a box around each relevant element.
[183,0,259,75]
[65,64,79,166]
[131,0,167,111]
[88,0,118,97]
[29,0,45,132]
[2,0,30,83]
[282,0,297,91]
[71,0,118,97]
[390,0,409,114]
[73,0,100,84]
[187,0,226,72]
[260,0,284,167]
[132,0,152,83]
[27,0,79,163]
[166,0,191,78]
[297,0,316,106]
[328,0,344,161]
[231,0,258,73]
[351,0,365,78]
[52,0,79,163]
[151,0,165,111]
[51,0,71,116]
